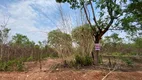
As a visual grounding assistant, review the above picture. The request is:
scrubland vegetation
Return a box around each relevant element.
[0,23,141,71]
[0,0,142,80]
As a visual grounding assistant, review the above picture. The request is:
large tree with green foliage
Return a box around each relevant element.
[56,0,129,65]
[56,0,141,65]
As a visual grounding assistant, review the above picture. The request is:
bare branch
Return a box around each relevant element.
[89,0,101,31]
[98,0,115,37]
[100,18,114,37]
[83,4,96,32]
[101,65,117,80]
[3,16,10,28]
[86,6,91,22]
[58,4,66,28]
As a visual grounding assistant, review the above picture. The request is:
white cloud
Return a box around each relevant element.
[0,0,58,43]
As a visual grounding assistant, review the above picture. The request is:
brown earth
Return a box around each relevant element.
[0,58,142,80]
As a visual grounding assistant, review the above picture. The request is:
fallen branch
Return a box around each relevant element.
[101,65,117,80]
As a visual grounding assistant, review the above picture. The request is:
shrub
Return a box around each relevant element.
[75,54,85,66]
[99,55,103,64]
[0,59,24,71]
[26,56,33,61]
[16,61,24,71]
[49,53,59,58]
[122,58,133,66]
[0,62,7,71]
[63,54,93,68]
[83,54,93,66]
[70,54,93,67]
[0,60,16,71]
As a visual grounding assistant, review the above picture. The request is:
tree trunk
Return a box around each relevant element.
[94,38,100,65]
[91,34,100,65]
[0,45,3,61]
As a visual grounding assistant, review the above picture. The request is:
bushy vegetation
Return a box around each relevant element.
[74,54,93,67]
[0,45,58,71]
[63,54,93,68]
[0,32,58,71]
[0,59,24,71]
[122,58,133,66]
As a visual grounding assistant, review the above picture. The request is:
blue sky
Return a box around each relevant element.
[0,0,128,43]
[0,0,67,43]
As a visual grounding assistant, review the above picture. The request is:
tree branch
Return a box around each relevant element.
[100,18,114,38]
[98,0,115,38]
[101,64,117,80]
[106,0,113,19]
[89,0,101,32]
[83,4,96,32]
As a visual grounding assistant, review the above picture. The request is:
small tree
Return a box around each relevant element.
[104,33,123,47]
[11,33,35,47]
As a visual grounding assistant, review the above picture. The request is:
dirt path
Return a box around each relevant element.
[0,58,142,80]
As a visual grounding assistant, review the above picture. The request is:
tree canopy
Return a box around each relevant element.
[11,33,35,47]
[56,0,141,65]
[122,0,142,35]
[56,0,128,41]
[56,0,141,39]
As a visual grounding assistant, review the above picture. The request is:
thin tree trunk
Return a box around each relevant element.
[39,49,42,71]
[94,39,100,65]
[94,49,99,65]
[92,34,101,65]
[0,45,3,61]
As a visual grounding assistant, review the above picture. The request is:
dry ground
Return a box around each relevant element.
[0,58,142,80]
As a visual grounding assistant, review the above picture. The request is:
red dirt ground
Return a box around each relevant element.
[0,58,142,80]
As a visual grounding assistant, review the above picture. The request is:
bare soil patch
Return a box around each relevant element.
[0,58,142,80]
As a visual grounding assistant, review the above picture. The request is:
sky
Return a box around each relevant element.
[0,0,63,43]
[0,0,128,43]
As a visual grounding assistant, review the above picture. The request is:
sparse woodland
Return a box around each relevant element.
[0,0,142,80]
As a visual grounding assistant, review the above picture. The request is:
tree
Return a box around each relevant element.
[56,0,129,65]
[72,24,93,55]
[122,0,142,35]
[48,29,72,56]
[0,25,10,61]
[11,33,35,47]
[38,40,48,48]
[0,15,10,61]
[104,33,123,47]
